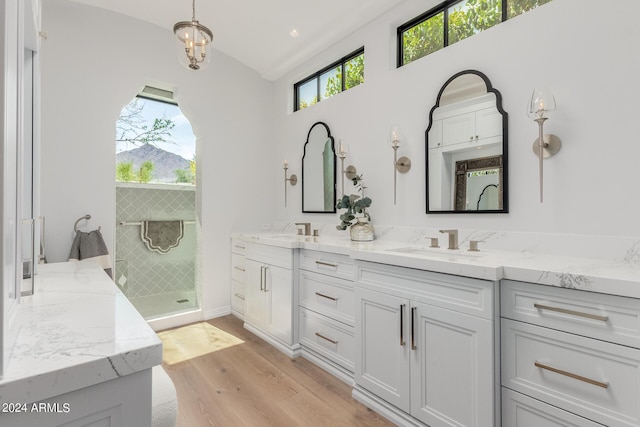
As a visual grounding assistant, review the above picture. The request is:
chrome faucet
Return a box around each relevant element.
[295,222,312,236]
[439,229,459,250]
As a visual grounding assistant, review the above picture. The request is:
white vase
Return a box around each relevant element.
[350,217,374,241]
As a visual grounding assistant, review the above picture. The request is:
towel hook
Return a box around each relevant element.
[73,214,91,232]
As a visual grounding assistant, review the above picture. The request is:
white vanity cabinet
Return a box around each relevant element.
[230,239,247,318]
[244,242,298,356]
[501,280,640,427]
[353,261,497,427]
[298,250,356,382]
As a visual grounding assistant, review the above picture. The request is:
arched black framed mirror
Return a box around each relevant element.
[426,70,508,213]
[302,122,336,213]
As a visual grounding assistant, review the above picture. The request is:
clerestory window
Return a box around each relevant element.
[294,48,364,112]
[398,0,553,67]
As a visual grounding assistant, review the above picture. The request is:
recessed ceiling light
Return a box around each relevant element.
[289,28,300,38]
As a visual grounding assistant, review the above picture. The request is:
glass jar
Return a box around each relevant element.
[350,217,374,241]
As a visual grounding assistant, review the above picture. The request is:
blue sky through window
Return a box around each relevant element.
[116,97,196,161]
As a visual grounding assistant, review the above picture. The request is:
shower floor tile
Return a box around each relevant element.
[129,290,197,320]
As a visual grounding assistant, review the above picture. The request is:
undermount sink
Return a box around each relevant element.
[386,246,486,258]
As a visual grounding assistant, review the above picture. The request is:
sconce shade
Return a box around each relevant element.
[527,87,556,120]
[174,0,213,71]
[390,124,401,147]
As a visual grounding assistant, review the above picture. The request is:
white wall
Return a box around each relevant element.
[37,0,640,317]
[273,0,640,238]
[40,0,277,316]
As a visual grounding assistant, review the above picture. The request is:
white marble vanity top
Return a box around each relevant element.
[0,261,162,404]
[235,232,640,299]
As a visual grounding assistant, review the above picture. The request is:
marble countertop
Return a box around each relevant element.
[234,233,640,299]
[0,261,163,404]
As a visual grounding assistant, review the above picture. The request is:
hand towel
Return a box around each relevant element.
[141,220,184,254]
[68,229,113,278]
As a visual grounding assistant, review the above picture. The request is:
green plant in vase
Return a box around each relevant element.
[336,174,372,230]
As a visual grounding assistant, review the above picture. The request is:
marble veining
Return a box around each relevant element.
[270,222,640,262]
[557,273,593,290]
[236,226,640,299]
[0,261,162,404]
[624,241,640,263]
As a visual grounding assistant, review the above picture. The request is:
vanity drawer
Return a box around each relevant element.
[231,238,247,256]
[357,261,494,320]
[502,318,640,427]
[231,280,246,316]
[502,280,640,348]
[299,307,355,372]
[299,270,354,326]
[245,243,293,270]
[299,249,355,281]
[231,253,247,283]
[502,388,603,427]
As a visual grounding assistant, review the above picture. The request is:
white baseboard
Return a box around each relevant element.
[352,386,423,427]
[300,348,354,386]
[243,323,301,359]
[204,305,231,320]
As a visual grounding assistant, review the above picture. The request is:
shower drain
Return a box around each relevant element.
[176,299,190,304]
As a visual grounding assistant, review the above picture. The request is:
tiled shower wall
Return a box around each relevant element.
[115,183,196,299]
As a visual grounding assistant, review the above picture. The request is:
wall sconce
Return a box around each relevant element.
[527,87,561,203]
[390,125,412,205]
[283,160,297,207]
[337,140,357,195]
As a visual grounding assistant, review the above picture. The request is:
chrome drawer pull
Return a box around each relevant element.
[315,332,338,345]
[315,292,338,301]
[534,361,609,389]
[534,303,609,322]
[234,266,246,272]
[400,304,406,346]
[234,245,245,250]
[315,260,338,268]
[234,293,245,300]
[411,306,417,350]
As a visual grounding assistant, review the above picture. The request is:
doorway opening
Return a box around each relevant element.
[114,86,199,321]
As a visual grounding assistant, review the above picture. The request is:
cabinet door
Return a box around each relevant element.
[428,119,443,149]
[411,301,494,427]
[264,264,293,345]
[244,259,267,328]
[475,107,502,141]
[442,112,475,146]
[355,287,411,412]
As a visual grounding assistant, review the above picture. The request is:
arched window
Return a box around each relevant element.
[116,86,196,185]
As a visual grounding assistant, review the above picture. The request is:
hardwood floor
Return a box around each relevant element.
[162,315,394,427]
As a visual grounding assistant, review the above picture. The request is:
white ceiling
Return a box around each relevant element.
[68,0,404,81]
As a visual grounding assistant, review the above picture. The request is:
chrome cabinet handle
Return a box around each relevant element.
[234,244,245,250]
[534,361,609,389]
[315,260,338,268]
[262,266,269,292]
[400,304,406,346]
[411,306,417,350]
[259,266,264,291]
[315,292,337,301]
[234,266,246,272]
[234,293,245,301]
[534,303,609,322]
[315,332,338,345]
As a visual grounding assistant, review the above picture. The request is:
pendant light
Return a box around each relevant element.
[173,0,213,70]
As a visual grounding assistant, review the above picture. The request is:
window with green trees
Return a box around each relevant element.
[294,48,364,111]
[399,0,553,67]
